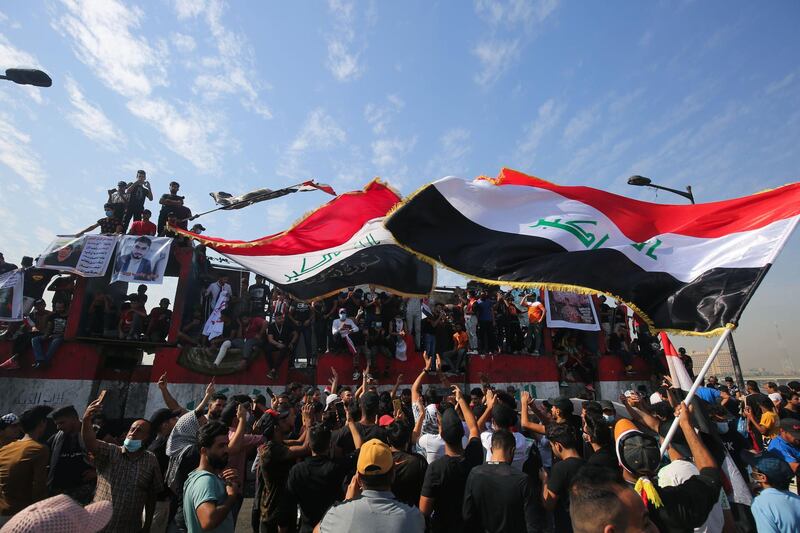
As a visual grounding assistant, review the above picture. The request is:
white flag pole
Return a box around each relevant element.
[659,326,733,456]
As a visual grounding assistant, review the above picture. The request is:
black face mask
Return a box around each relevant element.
[208,454,228,470]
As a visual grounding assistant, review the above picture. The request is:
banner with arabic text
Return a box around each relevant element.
[36,235,118,277]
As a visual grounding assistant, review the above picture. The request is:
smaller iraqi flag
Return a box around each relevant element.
[210,180,336,210]
[385,168,800,335]
[659,332,694,391]
[177,180,434,300]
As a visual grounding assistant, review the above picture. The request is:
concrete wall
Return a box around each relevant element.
[0,378,95,416]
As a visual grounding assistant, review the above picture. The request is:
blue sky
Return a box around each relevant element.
[1,0,799,371]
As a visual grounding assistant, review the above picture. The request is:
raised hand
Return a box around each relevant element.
[485,388,496,408]
[452,385,464,403]
[205,378,216,397]
[520,390,531,407]
[301,403,314,426]
[157,372,168,390]
[421,350,431,370]
[83,395,104,420]
[331,366,338,379]
[396,373,404,385]
[435,354,442,373]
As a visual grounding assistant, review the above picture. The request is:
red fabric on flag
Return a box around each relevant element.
[301,180,337,196]
[487,168,800,241]
[175,180,398,256]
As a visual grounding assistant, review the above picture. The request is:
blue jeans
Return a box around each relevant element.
[32,335,63,363]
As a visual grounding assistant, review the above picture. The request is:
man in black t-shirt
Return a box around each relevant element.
[265,313,298,379]
[420,386,483,533]
[48,405,94,504]
[385,420,427,507]
[123,169,153,229]
[463,429,532,533]
[247,276,269,317]
[541,423,585,533]
[335,392,388,454]
[583,412,618,472]
[157,181,183,236]
[285,423,348,533]
[288,298,313,364]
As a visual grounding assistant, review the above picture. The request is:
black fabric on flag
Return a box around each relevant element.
[270,245,435,301]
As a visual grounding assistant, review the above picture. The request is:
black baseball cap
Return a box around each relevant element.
[548,397,574,415]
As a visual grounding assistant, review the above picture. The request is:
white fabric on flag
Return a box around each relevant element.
[723,451,752,506]
[660,332,694,391]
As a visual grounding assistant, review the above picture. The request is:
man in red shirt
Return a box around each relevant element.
[128,209,157,236]
[145,298,172,341]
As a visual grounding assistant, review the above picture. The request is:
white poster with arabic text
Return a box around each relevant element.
[37,235,118,277]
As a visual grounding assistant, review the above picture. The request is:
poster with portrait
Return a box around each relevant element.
[37,235,118,277]
[111,235,172,285]
[0,270,24,321]
[544,290,600,331]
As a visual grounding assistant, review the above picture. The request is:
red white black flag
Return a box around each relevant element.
[210,180,336,210]
[385,168,800,334]
[179,180,434,300]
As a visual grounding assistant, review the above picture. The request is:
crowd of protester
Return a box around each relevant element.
[0,356,798,532]
[2,170,800,532]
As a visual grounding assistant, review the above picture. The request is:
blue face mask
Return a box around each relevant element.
[123,438,142,452]
[105,210,114,217]
[716,422,730,434]
[603,414,616,424]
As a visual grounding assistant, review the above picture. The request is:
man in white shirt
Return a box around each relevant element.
[331,308,359,354]
[205,275,232,308]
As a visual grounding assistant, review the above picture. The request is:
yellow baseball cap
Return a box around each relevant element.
[357,439,393,476]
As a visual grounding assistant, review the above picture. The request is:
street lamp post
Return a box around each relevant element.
[627,175,695,204]
[0,68,52,87]
[627,175,745,391]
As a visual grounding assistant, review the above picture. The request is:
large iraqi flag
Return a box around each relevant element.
[384,168,800,334]
[175,180,434,300]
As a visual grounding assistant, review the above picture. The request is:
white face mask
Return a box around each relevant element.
[339,312,347,320]
[716,422,730,434]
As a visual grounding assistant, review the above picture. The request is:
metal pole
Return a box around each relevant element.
[726,335,746,392]
[659,327,732,456]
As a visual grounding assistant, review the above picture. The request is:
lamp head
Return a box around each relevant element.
[627,175,652,187]
[4,68,52,87]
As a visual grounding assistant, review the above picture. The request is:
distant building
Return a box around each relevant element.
[689,349,735,380]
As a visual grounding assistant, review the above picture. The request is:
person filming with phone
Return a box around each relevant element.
[81,392,164,533]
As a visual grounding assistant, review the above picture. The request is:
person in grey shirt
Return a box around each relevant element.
[316,438,423,533]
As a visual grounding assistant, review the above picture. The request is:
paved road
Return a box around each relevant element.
[235,497,255,533]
